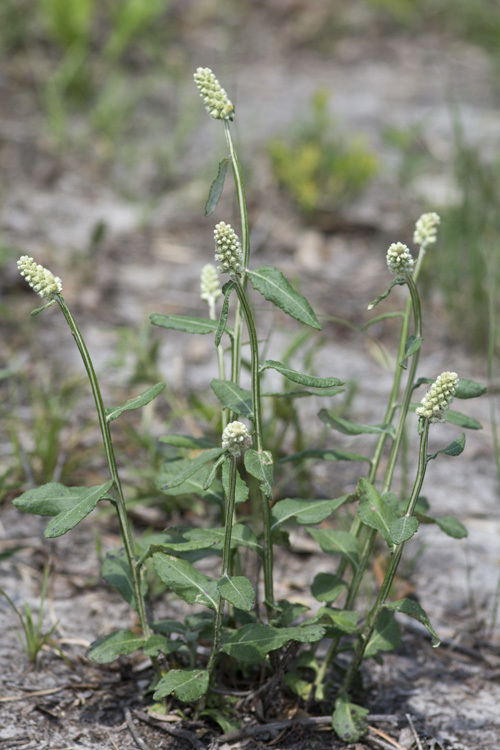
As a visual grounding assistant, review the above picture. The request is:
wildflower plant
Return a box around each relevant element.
[13,69,486,742]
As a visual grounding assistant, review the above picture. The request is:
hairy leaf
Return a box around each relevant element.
[364,609,401,658]
[153,669,210,701]
[221,623,325,662]
[332,695,369,742]
[211,379,253,418]
[260,360,342,388]
[319,409,395,438]
[270,496,350,531]
[244,449,274,498]
[218,575,255,611]
[385,597,441,646]
[247,266,321,329]
[152,555,218,610]
[106,382,165,422]
[87,630,145,664]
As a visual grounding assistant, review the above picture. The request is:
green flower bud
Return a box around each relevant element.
[193,67,234,121]
[416,371,458,423]
[413,212,440,249]
[386,242,414,276]
[214,222,243,277]
[17,255,62,299]
[222,421,252,457]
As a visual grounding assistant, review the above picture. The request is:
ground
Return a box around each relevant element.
[1,3,500,749]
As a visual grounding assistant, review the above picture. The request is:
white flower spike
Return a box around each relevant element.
[413,212,440,250]
[17,255,62,299]
[193,67,234,121]
[416,371,458,423]
[222,421,252,457]
[214,222,243,277]
[386,242,414,277]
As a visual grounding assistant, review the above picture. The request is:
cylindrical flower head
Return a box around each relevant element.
[386,242,414,276]
[413,212,441,249]
[416,371,458,423]
[17,255,63,299]
[193,67,234,121]
[200,264,222,305]
[214,222,243,277]
[222,421,252,457]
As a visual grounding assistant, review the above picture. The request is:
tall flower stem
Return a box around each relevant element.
[55,296,152,645]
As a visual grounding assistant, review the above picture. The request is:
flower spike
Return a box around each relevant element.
[416,371,458,424]
[413,212,440,250]
[200,264,222,306]
[222,421,252,457]
[17,255,63,299]
[386,242,414,277]
[214,222,243,277]
[193,67,234,121]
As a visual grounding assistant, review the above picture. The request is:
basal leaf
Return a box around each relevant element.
[221,623,325,663]
[311,573,348,604]
[319,408,395,438]
[152,554,218,610]
[211,379,253,418]
[205,156,230,215]
[260,360,343,388]
[244,449,274,498]
[270,496,350,531]
[332,695,369,742]
[106,382,165,422]
[44,481,114,538]
[385,597,441,646]
[218,575,255,611]
[142,635,181,657]
[247,266,321,329]
[307,529,359,570]
[87,629,145,664]
[389,516,419,544]
[153,669,210,702]
[364,609,401,658]
[150,313,223,335]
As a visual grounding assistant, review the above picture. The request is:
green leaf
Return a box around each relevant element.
[270,496,350,531]
[222,461,249,505]
[142,635,181,657]
[105,382,165,422]
[445,410,482,430]
[357,479,399,545]
[434,516,467,538]
[264,387,345,400]
[218,575,255,611]
[311,573,348,604]
[215,281,235,347]
[161,448,224,489]
[221,623,325,663]
[183,524,262,555]
[86,630,145,664]
[159,434,216,449]
[455,378,487,399]
[400,335,422,369]
[332,694,369,742]
[14,482,84,517]
[152,554,218,610]
[153,669,210,702]
[211,379,253,418]
[244,449,274,497]
[389,515,419,544]
[364,609,401,658]
[312,607,359,634]
[367,279,400,311]
[427,433,466,461]
[307,529,359,570]
[43,481,114,538]
[150,313,224,335]
[281,448,371,464]
[319,408,395,438]
[385,598,441,646]
[102,547,147,612]
[260,360,343,388]
[247,266,321,329]
[158,464,223,504]
[205,157,230,215]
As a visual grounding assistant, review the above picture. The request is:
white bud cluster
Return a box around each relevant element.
[214,222,243,277]
[193,67,234,121]
[413,212,441,249]
[200,264,222,306]
[416,371,459,423]
[222,421,252,457]
[386,242,415,277]
[17,255,62,299]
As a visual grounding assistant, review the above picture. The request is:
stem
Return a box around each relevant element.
[55,296,152,643]
[341,420,430,693]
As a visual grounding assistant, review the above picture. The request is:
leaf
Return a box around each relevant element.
[455,378,487,399]
[427,433,466,461]
[357,479,399,545]
[281,448,371,464]
[364,609,401,658]
[205,156,230,215]
[445,410,482,430]
[332,694,369,742]
[159,434,216,449]
[86,630,145,664]
[152,554,218,610]
[389,516,419,544]
[215,281,235,347]
[106,382,165,422]
[244,449,274,497]
[14,482,85,517]
[434,516,467,538]
[311,573,348,604]
[222,461,249,505]
[183,524,262,555]
[211,379,253,418]
[319,409,395,438]
[367,279,400,310]
[44,481,114,538]
[218,575,255,611]
[221,623,325,662]
[153,669,210,702]
[161,448,224,489]
[400,335,422,369]
[158,464,223,504]
[260,360,343,388]
[385,598,441,646]
[150,313,224,335]
[247,266,321,329]
[264,387,345,400]
[270,496,350,531]
[312,607,359,634]
[101,547,147,612]
[307,529,359,570]
[142,635,181,657]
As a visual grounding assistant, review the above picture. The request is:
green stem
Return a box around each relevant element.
[55,296,152,644]
[341,420,430,693]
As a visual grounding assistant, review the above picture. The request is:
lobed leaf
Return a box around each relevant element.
[153,669,210,702]
[247,266,321,329]
[43,481,114,538]
[106,382,165,422]
[260,359,343,388]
